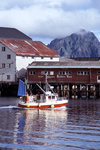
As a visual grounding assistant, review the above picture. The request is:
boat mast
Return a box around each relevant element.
[45,73,47,92]
[45,73,54,93]
[36,84,46,94]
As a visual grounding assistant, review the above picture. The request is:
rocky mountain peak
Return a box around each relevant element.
[48,30,100,57]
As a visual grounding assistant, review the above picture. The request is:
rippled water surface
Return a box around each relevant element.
[0,97,100,150]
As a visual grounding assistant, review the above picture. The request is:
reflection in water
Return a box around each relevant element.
[67,99,100,126]
[14,108,68,147]
[0,98,100,149]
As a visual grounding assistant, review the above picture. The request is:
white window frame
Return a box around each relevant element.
[50,71,54,75]
[97,75,100,83]
[30,71,36,75]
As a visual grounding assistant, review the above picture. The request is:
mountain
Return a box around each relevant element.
[48,30,100,57]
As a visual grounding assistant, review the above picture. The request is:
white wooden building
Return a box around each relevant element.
[0,39,59,82]
[0,27,59,83]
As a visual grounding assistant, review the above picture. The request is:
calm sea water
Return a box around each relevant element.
[0,97,100,150]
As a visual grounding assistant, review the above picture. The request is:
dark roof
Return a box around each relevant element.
[0,39,59,57]
[0,27,32,40]
[28,59,100,68]
[71,57,100,61]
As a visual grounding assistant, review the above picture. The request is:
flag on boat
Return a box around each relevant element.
[18,80,25,96]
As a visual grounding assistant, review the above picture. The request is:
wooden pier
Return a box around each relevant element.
[0,82,100,99]
[29,83,100,99]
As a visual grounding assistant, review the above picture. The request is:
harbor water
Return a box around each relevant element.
[0,97,100,150]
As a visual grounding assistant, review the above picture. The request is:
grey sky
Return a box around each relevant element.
[0,0,100,44]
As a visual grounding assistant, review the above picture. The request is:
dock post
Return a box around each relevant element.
[86,85,88,99]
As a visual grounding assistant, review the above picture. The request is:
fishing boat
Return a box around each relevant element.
[18,79,68,109]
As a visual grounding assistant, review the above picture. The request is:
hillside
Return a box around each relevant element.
[48,30,100,57]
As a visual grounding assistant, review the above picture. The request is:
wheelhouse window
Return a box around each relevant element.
[48,96,51,99]
[52,96,55,99]
[7,54,11,59]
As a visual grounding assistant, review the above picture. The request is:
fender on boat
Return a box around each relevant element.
[26,94,29,102]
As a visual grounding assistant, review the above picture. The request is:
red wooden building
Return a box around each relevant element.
[27,59,100,84]
[27,58,100,99]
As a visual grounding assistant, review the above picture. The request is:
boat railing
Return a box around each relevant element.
[36,99,46,103]
[36,96,67,103]
[57,97,67,101]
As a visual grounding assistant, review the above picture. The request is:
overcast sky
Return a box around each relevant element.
[0,0,100,44]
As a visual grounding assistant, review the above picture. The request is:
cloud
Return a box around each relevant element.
[0,0,100,43]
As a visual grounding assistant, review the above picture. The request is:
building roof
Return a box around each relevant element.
[0,39,58,57]
[0,27,32,40]
[28,59,100,68]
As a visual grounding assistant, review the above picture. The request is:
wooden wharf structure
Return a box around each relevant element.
[1,58,100,99]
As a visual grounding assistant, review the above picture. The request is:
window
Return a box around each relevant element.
[50,71,54,75]
[9,64,11,68]
[48,96,51,99]
[77,72,80,75]
[59,71,72,75]
[30,71,36,75]
[84,71,90,75]
[52,96,55,99]
[97,76,100,83]
[68,71,72,75]
[7,54,11,59]
[41,71,48,75]
[77,71,90,75]
[2,47,6,51]
[97,71,100,74]
[98,76,100,80]
[7,75,10,80]
[7,64,11,68]
[77,71,84,75]
[59,71,62,75]
[2,63,5,68]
